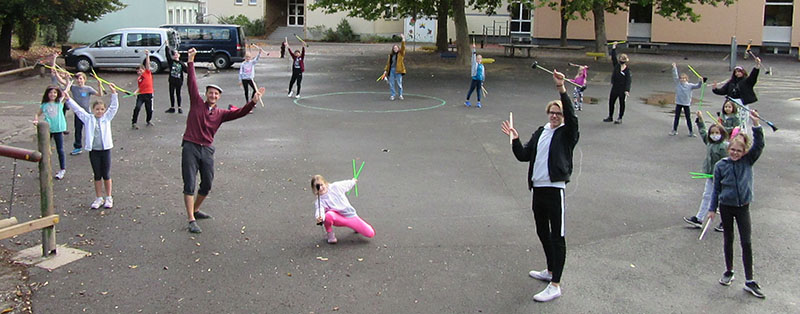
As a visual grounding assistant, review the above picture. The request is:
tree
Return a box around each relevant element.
[311,0,504,65]
[0,0,125,62]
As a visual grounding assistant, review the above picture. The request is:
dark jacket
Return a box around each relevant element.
[166,46,187,82]
[610,48,631,93]
[512,92,580,189]
[708,126,764,213]
[712,68,759,105]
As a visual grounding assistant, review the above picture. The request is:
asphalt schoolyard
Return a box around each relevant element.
[1,42,799,313]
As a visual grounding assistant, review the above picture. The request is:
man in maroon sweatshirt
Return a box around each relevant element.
[182,47,264,233]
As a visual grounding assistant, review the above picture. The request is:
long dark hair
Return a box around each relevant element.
[41,86,63,104]
[707,124,728,144]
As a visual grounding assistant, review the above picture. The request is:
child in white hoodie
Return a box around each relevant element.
[311,175,375,244]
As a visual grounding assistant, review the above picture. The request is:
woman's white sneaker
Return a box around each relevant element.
[529,269,553,281]
[103,196,113,208]
[90,197,104,209]
[533,283,561,302]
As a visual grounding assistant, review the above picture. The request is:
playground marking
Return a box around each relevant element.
[293,91,447,113]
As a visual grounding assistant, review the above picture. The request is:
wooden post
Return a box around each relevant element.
[37,122,56,256]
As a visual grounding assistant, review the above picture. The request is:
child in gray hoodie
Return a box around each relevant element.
[669,63,704,137]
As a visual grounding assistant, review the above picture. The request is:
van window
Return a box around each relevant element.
[178,27,202,40]
[204,28,230,40]
[96,34,122,48]
[127,33,162,47]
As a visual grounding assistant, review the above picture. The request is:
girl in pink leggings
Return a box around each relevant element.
[311,175,375,244]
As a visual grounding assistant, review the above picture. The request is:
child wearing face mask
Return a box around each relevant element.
[683,111,728,229]
[311,175,375,244]
[706,111,765,299]
[719,99,742,137]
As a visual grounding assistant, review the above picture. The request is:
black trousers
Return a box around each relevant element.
[289,68,303,94]
[89,149,112,181]
[608,90,626,119]
[169,78,182,108]
[532,187,567,283]
[73,115,84,149]
[181,141,215,196]
[466,79,482,101]
[241,79,256,102]
[133,93,154,124]
[720,203,754,280]
[672,104,693,133]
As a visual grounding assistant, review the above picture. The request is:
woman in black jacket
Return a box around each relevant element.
[501,70,579,303]
[712,57,761,133]
[604,42,631,124]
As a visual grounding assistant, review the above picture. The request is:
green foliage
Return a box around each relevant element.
[218,14,266,36]
[318,19,359,42]
[39,24,58,47]
[15,19,38,50]
[360,34,402,43]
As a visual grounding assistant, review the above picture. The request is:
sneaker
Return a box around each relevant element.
[529,269,553,282]
[714,222,724,232]
[683,216,703,228]
[132,124,139,130]
[326,231,338,244]
[719,270,734,286]
[476,102,482,108]
[194,210,212,219]
[465,101,471,107]
[70,148,82,155]
[744,281,765,298]
[614,119,623,124]
[390,95,395,101]
[398,95,404,100]
[533,283,561,302]
[103,196,113,208]
[603,117,613,122]
[287,91,294,98]
[165,108,175,113]
[177,108,183,114]
[90,197,105,209]
[146,122,154,127]
[188,221,202,233]
[577,106,582,111]
[669,130,678,136]
[54,169,65,180]
[295,94,300,99]
[688,132,697,137]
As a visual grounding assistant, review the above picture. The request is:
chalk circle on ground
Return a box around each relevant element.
[293,91,447,113]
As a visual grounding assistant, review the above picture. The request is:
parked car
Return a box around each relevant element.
[64,28,179,73]
[160,24,246,69]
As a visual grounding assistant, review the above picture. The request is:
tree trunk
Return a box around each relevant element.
[0,19,14,63]
[452,0,469,65]
[559,0,568,47]
[591,2,607,53]
[436,0,449,53]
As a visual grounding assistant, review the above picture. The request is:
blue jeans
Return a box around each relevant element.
[695,178,714,221]
[388,69,403,97]
[466,79,482,101]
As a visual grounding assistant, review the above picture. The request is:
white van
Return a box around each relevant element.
[64,28,179,73]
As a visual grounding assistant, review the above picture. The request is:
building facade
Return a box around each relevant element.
[69,0,202,43]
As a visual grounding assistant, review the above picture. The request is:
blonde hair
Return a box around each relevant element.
[728,133,752,152]
[619,53,629,60]
[75,72,87,80]
[310,175,328,195]
[546,100,563,113]
[92,99,106,110]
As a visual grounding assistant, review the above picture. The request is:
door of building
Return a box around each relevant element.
[628,2,652,39]
[288,0,304,27]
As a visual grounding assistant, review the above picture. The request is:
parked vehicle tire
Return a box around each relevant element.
[76,57,92,73]
[146,58,162,73]
[213,53,231,69]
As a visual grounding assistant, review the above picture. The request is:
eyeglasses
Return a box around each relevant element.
[547,111,563,116]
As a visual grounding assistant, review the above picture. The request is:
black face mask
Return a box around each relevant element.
[619,60,627,64]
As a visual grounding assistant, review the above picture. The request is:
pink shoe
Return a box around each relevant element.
[326,231,337,244]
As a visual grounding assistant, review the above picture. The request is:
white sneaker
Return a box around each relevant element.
[533,283,561,302]
[294,94,300,99]
[529,269,553,281]
[54,169,66,180]
[103,196,113,208]
[287,91,294,98]
[398,95,404,100]
[90,197,104,209]
[389,95,395,101]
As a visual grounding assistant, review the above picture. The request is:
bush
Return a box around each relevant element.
[320,19,357,42]
[218,14,265,37]
[15,19,39,50]
[360,34,401,43]
[39,24,58,47]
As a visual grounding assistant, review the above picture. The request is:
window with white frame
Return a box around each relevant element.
[169,10,174,24]
[249,0,257,5]
[764,0,792,26]
[384,4,399,20]
[235,0,243,5]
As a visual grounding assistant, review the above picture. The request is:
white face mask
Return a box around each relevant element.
[710,134,722,142]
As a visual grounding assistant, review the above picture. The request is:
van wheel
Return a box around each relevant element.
[146,58,162,73]
[76,57,92,72]
[213,54,230,69]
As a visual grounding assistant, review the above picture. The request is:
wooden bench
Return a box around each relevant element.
[626,42,668,54]
[499,43,538,58]
[586,52,606,60]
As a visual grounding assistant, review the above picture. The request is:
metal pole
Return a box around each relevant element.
[730,36,736,71]
[37,122,56,256]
